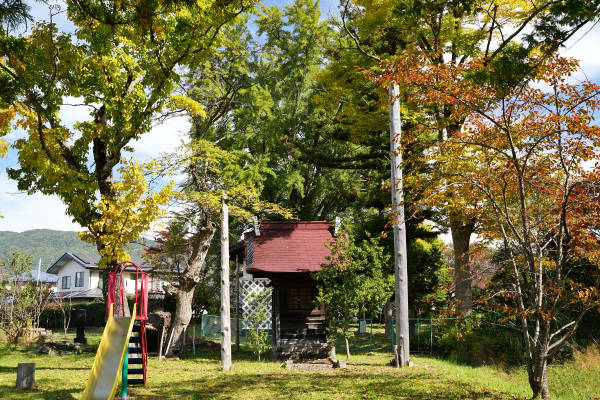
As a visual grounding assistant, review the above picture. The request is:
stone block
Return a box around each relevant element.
[16,363,35,389]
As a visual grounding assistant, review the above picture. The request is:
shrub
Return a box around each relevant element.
[434,318,525,368]
[40,300,108,329]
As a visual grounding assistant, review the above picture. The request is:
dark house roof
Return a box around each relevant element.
[47,252,151,274]
[245,221,334,274]
[9,269,58,284]
[57,287,103,299]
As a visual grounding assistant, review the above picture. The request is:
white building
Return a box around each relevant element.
[47,253,164,301]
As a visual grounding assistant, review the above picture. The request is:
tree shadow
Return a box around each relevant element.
[128,368,525,399]
[0,385,77,400]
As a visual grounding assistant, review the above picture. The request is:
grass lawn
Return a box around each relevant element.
[0,329,599,399]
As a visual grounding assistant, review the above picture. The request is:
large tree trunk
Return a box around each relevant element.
[168,279,196,357]
[528,319,552,399]
[450,218,475,316]
[384,300,393,339]
[167,217,216,357]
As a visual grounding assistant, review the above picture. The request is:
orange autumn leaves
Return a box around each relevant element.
[380,54,600,265]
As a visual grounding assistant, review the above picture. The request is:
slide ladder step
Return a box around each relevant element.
[128,368,143,375]
[127,379,144,385]
[129,336,141,343]
[128,347,142,354]
[128,358,143,364]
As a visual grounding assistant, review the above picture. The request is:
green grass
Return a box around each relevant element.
[1,329,599,399]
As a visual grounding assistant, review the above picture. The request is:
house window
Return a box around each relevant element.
[75,272,84,287]
[98,272,104,289]
[285,288,313,310]
[62,276,71,289]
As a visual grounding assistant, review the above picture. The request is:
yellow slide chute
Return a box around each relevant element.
[80,303,137,400]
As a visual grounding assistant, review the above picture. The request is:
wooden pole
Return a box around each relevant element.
[235,256,241,352]
[221,192,233,370]
[389,82,410,366]
[158,325,165,361]
[193,326,196,358]
[164,328,174,358]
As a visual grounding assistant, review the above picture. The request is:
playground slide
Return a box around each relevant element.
[80,303,137,400]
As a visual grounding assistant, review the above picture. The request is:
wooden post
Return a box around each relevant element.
[221,192,233,371]
[158,325,165,361]
[74,308,87,344]
[235,256,241,352]
[16,363,35,389]
[193,326,196,358]
[272,287,280,348]
[164,328,174,358]
[389,82,410,366]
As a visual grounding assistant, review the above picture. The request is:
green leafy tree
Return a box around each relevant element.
[415,55,600,399]
[306,35,449,323]
[149,139,291,356]
[334,0,600,316]
[0,252,52,344]
[243,286,272,361]
[0,0,31,33]
[0,0,249,292]
[158,7,336,355]
[203,0,356,221]
[314,230,393,359]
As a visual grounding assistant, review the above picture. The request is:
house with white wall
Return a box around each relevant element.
[47,253,164,301]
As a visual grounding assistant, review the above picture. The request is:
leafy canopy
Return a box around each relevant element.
[0,0,249,268]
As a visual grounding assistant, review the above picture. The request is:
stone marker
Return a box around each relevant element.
[358,320,367,334]
[16,363,35,389]
[74,309,87,344]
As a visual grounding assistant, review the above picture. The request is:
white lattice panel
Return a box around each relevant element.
[238,278,271,330]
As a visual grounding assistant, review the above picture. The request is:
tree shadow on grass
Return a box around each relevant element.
[180,349,264,362]
[0,365,17,373]
[0,365,89,374]
[0,385,77,400]
[128,369,526,399]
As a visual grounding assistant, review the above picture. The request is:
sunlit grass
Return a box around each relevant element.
[1,330,599,399]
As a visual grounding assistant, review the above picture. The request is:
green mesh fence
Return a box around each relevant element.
[391,317,457,354]
[199,314,453,354]
[332,319,374,352]
[200,314,272,345]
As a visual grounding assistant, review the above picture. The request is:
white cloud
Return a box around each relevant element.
[0,116,189,233]
[0,174,83,232]
[130,117,191,160]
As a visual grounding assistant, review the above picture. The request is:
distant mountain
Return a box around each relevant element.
[0,229,155,271]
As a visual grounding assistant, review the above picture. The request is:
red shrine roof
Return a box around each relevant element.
[245,221,334,274]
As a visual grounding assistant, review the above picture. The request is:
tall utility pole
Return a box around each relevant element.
[221,192,232,370]
[340,11,411,364]
[389,82,410,366]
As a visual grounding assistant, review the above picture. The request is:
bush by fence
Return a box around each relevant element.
[40,301,107,329]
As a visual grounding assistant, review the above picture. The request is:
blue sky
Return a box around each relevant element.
[1,1,599,233]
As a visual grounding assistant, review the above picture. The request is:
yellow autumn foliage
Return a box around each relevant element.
[167,95,207,118]
[78,159,174,269]
[0,107,16,134]
[0,139,6,159]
